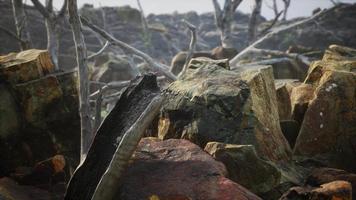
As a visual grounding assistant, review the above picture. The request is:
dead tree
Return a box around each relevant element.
[68,0,93,161]
[230,9,326,66]
[136,0,151,47]
[179,20,197,77]
[11,0,31,50]
[212,0,243,48]
[248,0,262,43]
[281,0,291,20]
[81,17,177,81]
[30,0,67,70]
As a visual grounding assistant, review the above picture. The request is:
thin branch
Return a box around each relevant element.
[81,17,177,82]
[0,26,25,43]
[179,20,197,78]
[87,41,109,60]
[91,96,163,200]
[46,0,53,12]
[230,10,326,66]
[258,11,283,37]
[68,0,93,161]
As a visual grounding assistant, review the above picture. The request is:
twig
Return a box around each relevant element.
[258,11,283,37]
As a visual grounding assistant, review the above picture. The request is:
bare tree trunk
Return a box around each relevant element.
[68,0,93,162]
[212,0,243,48]
[91,96,163,200]
[136,0,151,47]
[248,0,262,43]
[272,0,279,18]
[30,0,67,71]
[45,19,60,70]
[11,0,31,50]
[282,0,291,20]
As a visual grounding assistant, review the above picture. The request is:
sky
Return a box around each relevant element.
[31,0,356,20]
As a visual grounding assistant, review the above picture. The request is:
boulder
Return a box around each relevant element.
[275,79,301,120]
[0,177,51,200]
[306,168,356,199]
[116,138,262,200]
[204,142,281,194]
[0,49,54,84]
[90,53,138,83]
[293,45,356,172]
[159,58,291,161]
[280,181,352,200]
[290,83,314,125]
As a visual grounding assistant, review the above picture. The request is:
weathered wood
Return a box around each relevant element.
[81,17,177,82]
[212,0,243,48]
[248,0,262,43]
[230,10,326,66]
[64,75,160,200]
[91,95,162,200]
[11,0,31,50]
[68,0,92,161]
[179,20,197,77]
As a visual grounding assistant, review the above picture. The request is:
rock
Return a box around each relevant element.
[280,181,352,200]
[0,177,51,200]
[261,182,297,200]
[293,45,356,172]
[116,138,262,200]
[90,53,138,83]
[204,142,281,194]
[306,168,356,199]
[13,155,66,189]
[159,58,291,161]
[275,79,301,120]
[0,49,54,84]
[290,83,314,125]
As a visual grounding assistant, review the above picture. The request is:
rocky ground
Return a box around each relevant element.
[0,1,356,200]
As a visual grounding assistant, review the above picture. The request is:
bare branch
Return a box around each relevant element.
[230,10,326,66]
[179,20,197,77]
[258,10,283,37]
[68,0,93,161]
[81,17,177,81]
[87,41,110,60]
[0,25,25,43]
[30,0,50,18]
[46,0,53,12]
[212,0,222,27]
[91,96,163,200]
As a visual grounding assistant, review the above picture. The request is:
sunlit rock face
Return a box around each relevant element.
[158,57,291,162]
[293,45,356,172]
[116,138,262,200]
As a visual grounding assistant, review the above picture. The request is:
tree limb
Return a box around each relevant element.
[30,0,50,18]
[230,10,326,66]
[81,17,177,82]
[90,96,163,200]
[58,0,68,18]
[258,10,283,37]
[179,20,197,77]
[87,41,109,60]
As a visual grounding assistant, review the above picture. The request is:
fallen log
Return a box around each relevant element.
[64,74,160,200]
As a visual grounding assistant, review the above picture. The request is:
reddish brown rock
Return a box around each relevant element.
[306,168,356,199]
[116,138,262,200]
[280,181,352,200]
[0,177,51,200]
